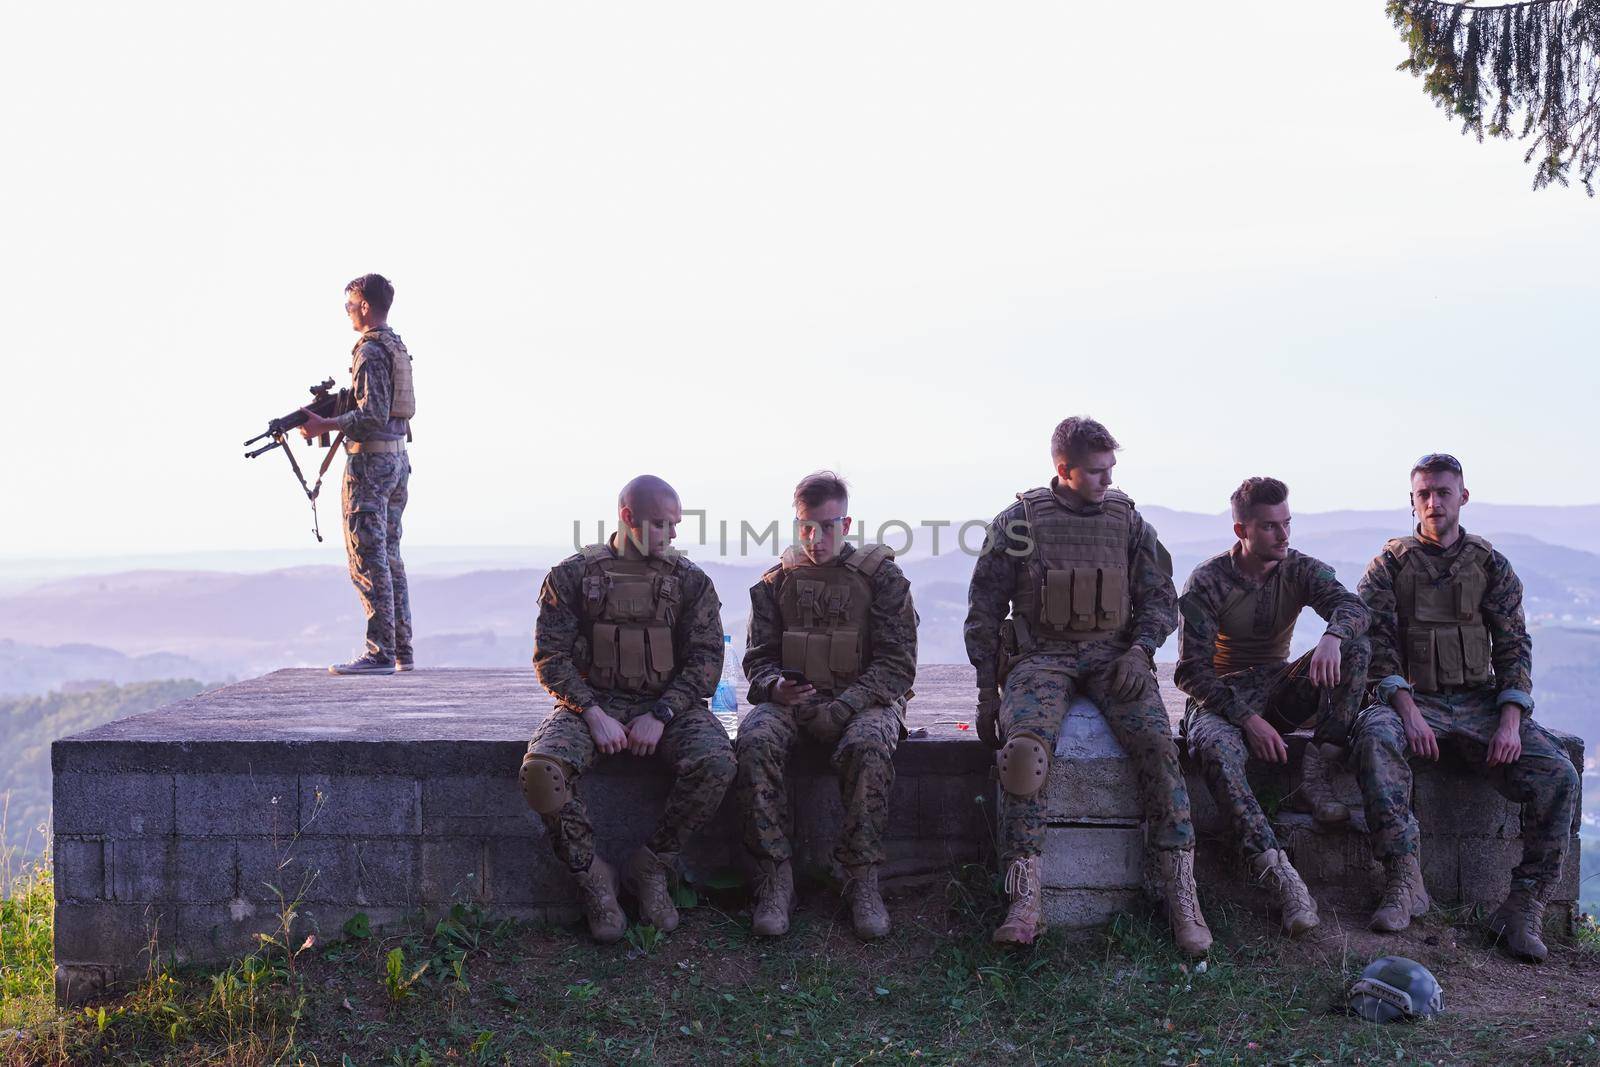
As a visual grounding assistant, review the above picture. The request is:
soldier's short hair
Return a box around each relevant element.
[1410,453,1464,482]
[793,470,849,512]
[346,273,395,314]
[1230,476,1289,523]
[1049,416,1120,467]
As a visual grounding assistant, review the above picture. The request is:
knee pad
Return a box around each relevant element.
[997,731,1050,798]
[519,753,572,814]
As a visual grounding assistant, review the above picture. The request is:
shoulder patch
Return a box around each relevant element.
[579,544,612,563]
[1384,536,1419,559]
[1462,532,1494,555]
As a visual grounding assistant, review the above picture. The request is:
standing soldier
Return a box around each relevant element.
[520,476,736,943]
[736,472,918,941]
[298,273,417,675]
[965,417,1210,955]
[1354,453,1578,961]
[1174,477,1371,939]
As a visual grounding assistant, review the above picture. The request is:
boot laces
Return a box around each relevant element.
[1270,854,1314,914]
[1004,856,1038,911]
[1169,854,1201,924]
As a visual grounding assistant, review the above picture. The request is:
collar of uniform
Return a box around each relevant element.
[1048,476,1100,514]
[1228,541,1286,588]
[608,531,650,560]
[782,542,853,570]
[1411,524,1467,557]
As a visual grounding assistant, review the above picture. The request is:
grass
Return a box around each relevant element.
[1,857,1598,1065]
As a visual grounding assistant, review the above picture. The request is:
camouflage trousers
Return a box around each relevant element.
[1000,660,1194,862]
[1349,689,1579,889]
[734,701,901,869]
[525,693,735,872]
[342,451,412,661]
[1181,637,1371,858]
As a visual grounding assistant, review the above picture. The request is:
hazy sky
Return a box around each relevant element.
[3,2,1596,560]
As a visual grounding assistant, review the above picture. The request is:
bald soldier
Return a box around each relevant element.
[1353,453,1579,961]
[520,476,736,943]
[965,417,1210,956]
[736,471,918,941]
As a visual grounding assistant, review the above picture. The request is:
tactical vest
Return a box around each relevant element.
[1388,534,1494,693]
[577,545,682,695]
[1211,561,1300,674]
[1012,487,1133,641]
[775,543,894,693]
[354,330,417,421]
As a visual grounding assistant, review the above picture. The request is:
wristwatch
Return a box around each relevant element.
[650,700,675,725]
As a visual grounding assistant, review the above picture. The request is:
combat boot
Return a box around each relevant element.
[1300,742,1350,825]
[751,858,795,937]
[1369,852,1430,933]
[992,854,1044,946]
[1488,885,1549,963]
[843,865,891,941]
[573,856,626,944]
[1156,848,1213,958]
[625,846,680,933]
[1250,848,1320,937]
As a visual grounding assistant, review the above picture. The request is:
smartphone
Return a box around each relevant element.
[779,669,808,686]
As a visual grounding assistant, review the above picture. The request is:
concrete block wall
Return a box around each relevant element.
[53,665,1583,1004]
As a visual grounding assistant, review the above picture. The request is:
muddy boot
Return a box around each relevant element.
[625,847,680,933]
[1156,848,1213,958]
[1250,848,1320,937]
[1369,852,1430,933]
[1488,885,1549,963]
[843,865,891,941]
[992,855,1045,946]
[751,859,795,937]
[573,856,626,944]
[1300,742,1350,826]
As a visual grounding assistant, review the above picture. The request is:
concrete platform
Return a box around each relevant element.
[52,665,1583,1003]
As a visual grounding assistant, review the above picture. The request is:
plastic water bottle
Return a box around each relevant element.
[711,634,740,735]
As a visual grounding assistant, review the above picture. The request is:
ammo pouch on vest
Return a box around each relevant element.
[994,616,1033,688]
[1392,535,1494,693]
[580,550,680,695]
[776,544,892,694]
[1037,565,1128,636]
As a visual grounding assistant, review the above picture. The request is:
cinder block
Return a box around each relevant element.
[1041,887,1144,928]
[1048,758,1140,823]
[1419,837,1462,903]
[176,903,281,962]
[915,775,991,842]
[52,902,173,965]
[55,963,115,1005]
[482,838,580,906]
[885,777,920,838]
[423,775,540,837]
[54,774,173,836]
[176,774,299,837]
[1457,837,1520,905]
[1041,826,1144,891]
[107,839,236,903]
[1552,835,1582,902]
[300,775,422,836]
[54,838,107,902]
[1414,768,1520,838]
[423,839,487,903]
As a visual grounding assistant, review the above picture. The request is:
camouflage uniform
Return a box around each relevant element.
[736,543,918,869]
[527,537,735,872]
[1355,527,1578,889]
[336,327,413,662]
[964,480,1194,861]
[1175,546,1370,857]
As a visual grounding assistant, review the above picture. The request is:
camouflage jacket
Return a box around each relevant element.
[532,537,725,716]
[963,481,1177,689]
[1175,545,1369,726]
[336,327,407,442]
[1357,526,1533,713]
[742,542,919,714]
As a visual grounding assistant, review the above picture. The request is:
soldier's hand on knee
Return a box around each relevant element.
[627,714,665,757]
[582,706,629,754]
[1398,708,1439,761]
[1242,714,1289,764]
[976,687,1001,749]
[1107,647,1152,701]
[1486,711,1522,767]
[1309,634,1343,687]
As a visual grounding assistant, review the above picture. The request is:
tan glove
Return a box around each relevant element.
[1106,647,1153,702]
[797,699,853,745]
[976,687,1002,749]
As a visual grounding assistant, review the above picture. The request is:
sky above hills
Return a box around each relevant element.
[2,2,1596,559]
